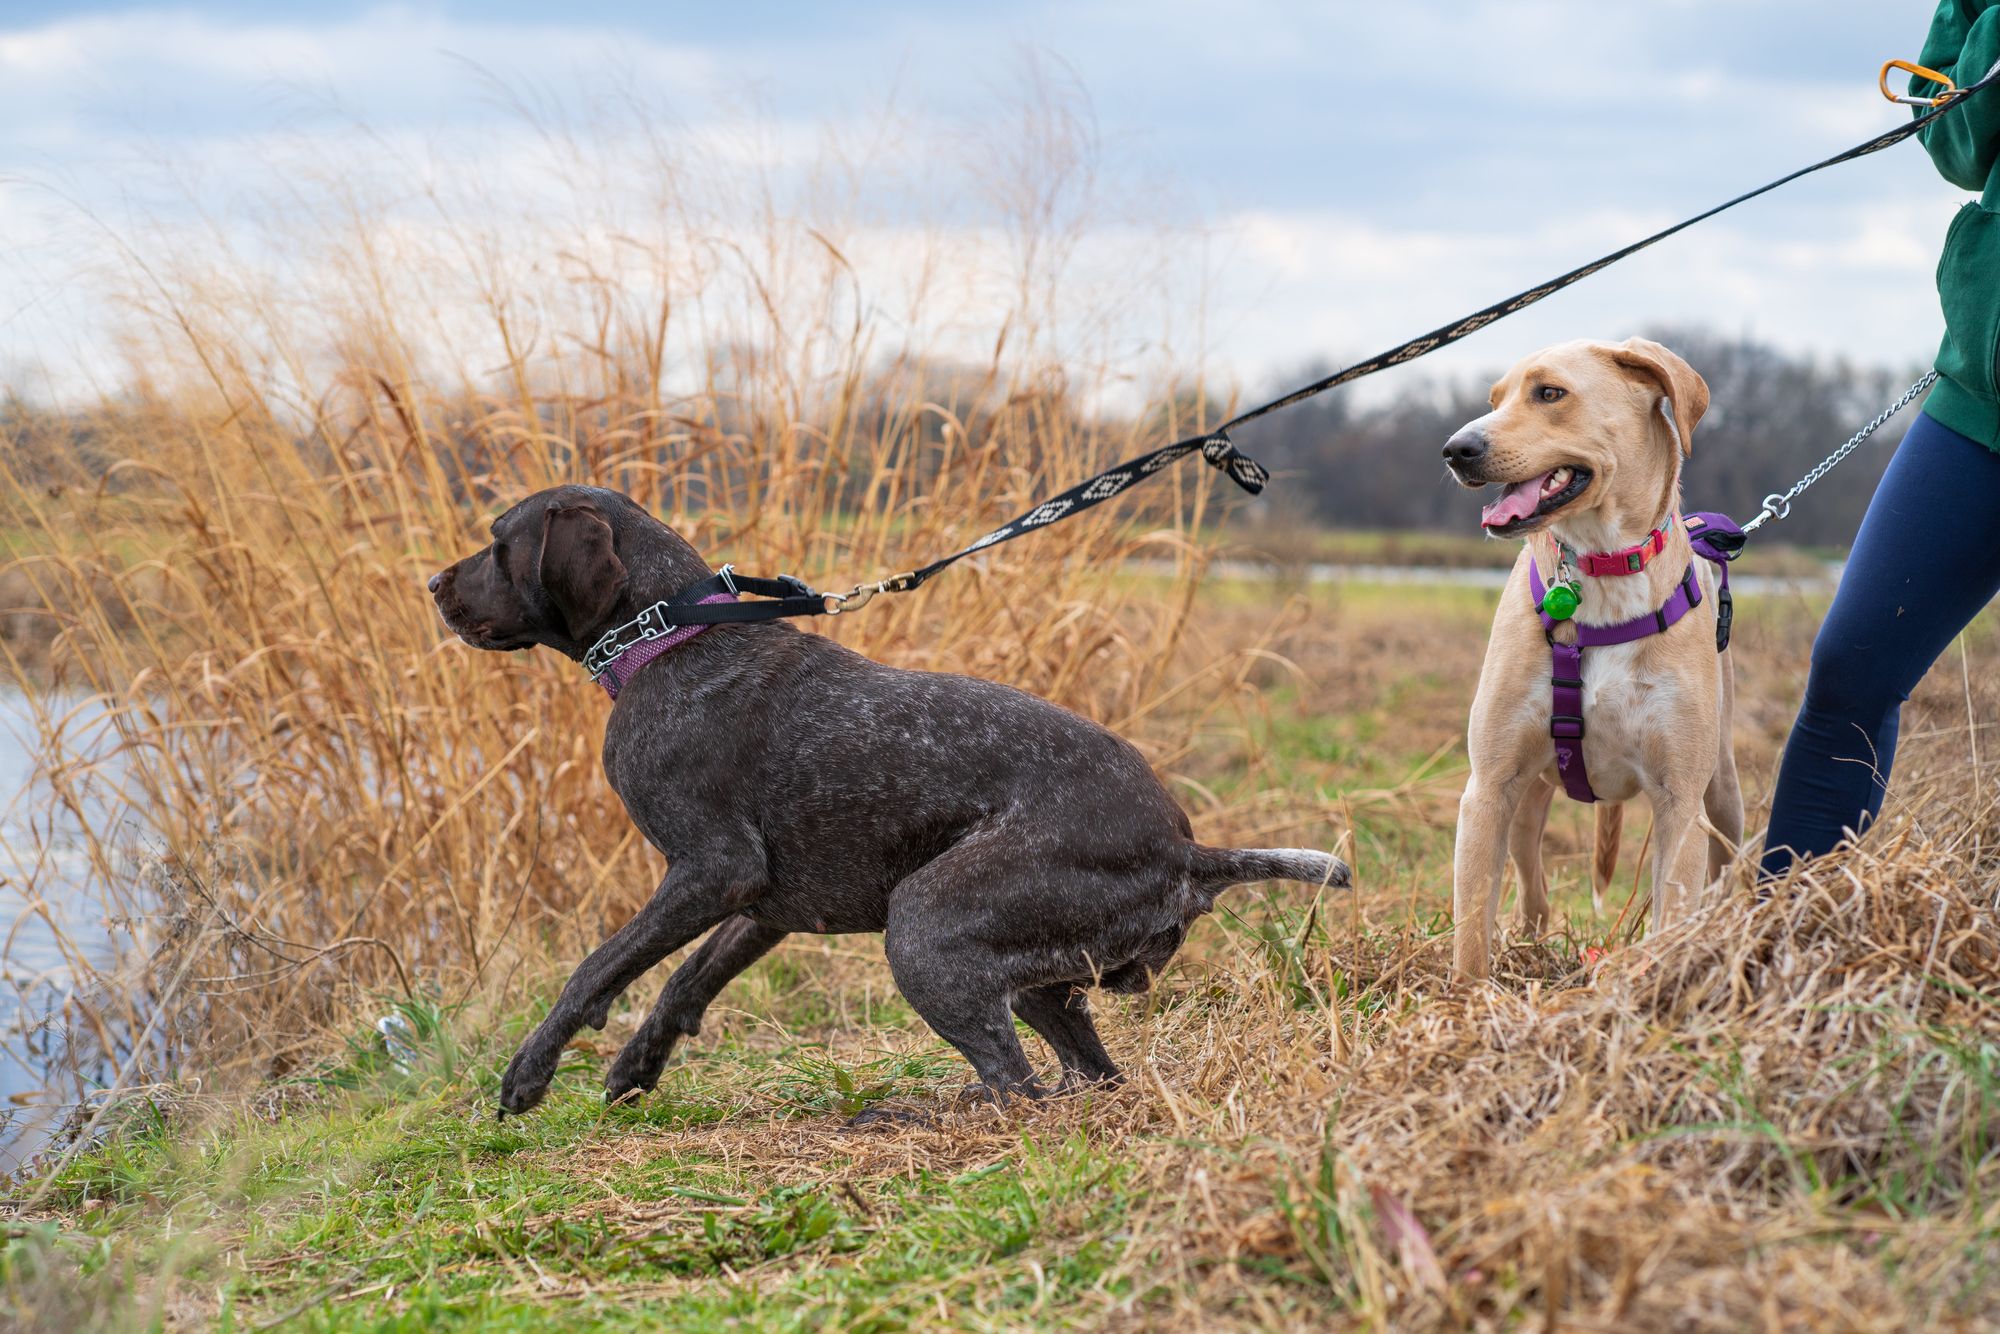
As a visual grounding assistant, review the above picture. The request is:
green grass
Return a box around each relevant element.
[11,576,1995,1330]
[13,986,1153,1332]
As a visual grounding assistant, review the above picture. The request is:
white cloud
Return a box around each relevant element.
[0,2,1978,409]
[1199,200,1949,401]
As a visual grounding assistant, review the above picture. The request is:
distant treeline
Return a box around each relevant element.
[4,327,1935,552]
[1232,328,1934,549]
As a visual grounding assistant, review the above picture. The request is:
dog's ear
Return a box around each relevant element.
[535,504,626,640]
[1610,338,1709,456]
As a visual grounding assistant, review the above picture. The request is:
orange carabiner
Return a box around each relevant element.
[1881,58,1960,108]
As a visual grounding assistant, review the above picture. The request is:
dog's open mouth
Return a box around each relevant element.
[1478,465,1592,535]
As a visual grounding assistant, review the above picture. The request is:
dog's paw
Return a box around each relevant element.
[603,1024,687,1105]
[953,1078,1047,1107]
[497,1040,561,1116]
[603,1048,664,1107]
[603,1077,653,1107]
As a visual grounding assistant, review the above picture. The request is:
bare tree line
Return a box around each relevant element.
[1232,327,1933,549]
[3,326,1934,555]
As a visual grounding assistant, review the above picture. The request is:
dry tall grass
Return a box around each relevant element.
[0,89,1260,1139]
[2,87,1995,1332]
[542,813,1996,1329]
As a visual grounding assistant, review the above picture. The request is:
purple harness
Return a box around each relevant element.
[1530,511,1741,804]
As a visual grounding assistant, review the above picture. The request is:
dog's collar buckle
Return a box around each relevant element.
[1567,514,1674,578]
[585,570,749,691]
[589,593,737,699]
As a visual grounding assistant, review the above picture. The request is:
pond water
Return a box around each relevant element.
[0,690,142,1175]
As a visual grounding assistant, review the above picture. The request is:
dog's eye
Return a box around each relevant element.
[1536,385,1567,404]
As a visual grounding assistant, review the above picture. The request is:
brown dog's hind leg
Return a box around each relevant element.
[1012,983,1122,1091]
[604,915,788,1106]
[1704,759,1744,881]
[1507,777,1556,937]
[884,952,1044,1104]
[881,866,1046,1104]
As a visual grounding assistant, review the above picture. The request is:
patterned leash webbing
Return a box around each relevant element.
[593,61,1999,639]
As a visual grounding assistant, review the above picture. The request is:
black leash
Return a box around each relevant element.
[586,60,1999,655]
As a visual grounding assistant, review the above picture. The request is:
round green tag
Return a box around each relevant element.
[1543,581,1580,621]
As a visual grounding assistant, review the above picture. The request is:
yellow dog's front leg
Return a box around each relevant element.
[1453,771,1526,981]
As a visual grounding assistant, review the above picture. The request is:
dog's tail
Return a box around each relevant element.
[1187,844,1351,897]
[1591,802,1623,912]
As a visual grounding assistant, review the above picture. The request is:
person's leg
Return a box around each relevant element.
[1761,411,2000,876]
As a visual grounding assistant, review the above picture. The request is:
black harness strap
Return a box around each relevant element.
[684,571,824,621]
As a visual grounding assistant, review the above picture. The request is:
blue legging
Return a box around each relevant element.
[1761,409,2000,875]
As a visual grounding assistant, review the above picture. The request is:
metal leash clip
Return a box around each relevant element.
[1744,492,1792,535]
[822,571,918,616]
[1881,58,1960,108]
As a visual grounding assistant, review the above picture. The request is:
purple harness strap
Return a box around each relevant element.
[594,592,736,699]
[1529,511,1740,803]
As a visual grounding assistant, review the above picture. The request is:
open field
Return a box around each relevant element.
[0,113,1996,1329]
[4,561,1998,1329]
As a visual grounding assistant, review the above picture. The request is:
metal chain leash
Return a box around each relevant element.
[1741,370,1938,534]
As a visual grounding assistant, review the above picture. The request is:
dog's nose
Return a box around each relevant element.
[1442,428,1489,466]
[427,570,447,594]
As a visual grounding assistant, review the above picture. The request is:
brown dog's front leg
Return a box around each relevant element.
[604,915,788,1105]
[498,864,744,1116]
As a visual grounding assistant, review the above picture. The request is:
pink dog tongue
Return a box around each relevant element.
[1481,473,1550,528]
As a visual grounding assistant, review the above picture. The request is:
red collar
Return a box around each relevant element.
[1570,515,1674,578]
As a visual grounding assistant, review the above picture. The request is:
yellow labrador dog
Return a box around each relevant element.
[1442,338,1742,980]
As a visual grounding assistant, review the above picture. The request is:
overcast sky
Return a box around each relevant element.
[0,2,1975,405]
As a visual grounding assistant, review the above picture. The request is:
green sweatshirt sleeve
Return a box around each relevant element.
[1911,0,2000,449]
[1914,0,2000,193]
